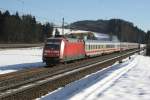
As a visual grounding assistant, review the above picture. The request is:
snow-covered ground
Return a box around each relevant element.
[0,47,45,74]
[39,52,150,100]
[0,47,149,100]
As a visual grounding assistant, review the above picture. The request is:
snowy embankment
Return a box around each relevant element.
[0,47,45,74]
[39,53,150,100]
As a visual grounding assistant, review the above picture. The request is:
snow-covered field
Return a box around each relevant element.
[0,47,45,74]
[39,53,150,100]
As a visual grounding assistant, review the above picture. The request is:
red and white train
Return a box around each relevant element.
[42,37,145,65]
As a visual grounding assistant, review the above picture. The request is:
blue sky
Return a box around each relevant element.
[0,0,149,32]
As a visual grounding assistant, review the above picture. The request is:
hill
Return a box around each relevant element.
[68,19,146,43]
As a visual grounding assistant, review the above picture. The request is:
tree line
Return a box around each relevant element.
[0,10,53,43]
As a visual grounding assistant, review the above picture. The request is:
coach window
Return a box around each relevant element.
[89,45,91,50]
[90,45,91,50]
[106,45,108,48]
[111,45,113,48]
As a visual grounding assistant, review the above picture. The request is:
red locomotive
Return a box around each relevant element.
[43,37,85,65]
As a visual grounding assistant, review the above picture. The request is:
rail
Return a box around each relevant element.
[0,49,142,100]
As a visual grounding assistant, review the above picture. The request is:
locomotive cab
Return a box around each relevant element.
[43,38,64,64]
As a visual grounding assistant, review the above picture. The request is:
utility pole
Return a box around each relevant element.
[119,31,123,63]
[62,17,64,35]
[118,25,122,52]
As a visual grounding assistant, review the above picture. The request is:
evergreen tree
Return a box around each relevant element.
[43,22,53,38]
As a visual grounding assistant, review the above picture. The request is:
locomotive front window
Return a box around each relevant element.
[45,44,60,50]
[47,39,61,43]
[45,39,61,50]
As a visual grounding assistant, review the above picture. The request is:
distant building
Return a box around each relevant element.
[52,28,119,42]
[52,28,71,36]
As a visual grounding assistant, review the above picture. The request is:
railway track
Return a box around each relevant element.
[0,49,141,100]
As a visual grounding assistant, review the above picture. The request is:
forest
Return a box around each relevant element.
[0,10,53,43]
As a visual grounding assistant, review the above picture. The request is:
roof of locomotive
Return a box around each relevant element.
[47,36,84,43]
[47,37,64,40]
